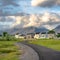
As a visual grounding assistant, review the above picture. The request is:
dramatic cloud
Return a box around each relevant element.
[0,12,60,30]
[0,0,60,31]
[14,12,60,30]
[13,16,23,27]
[0,16,15,29]
[0,0,19,6]
[0,0,60,15]
[31,0,60,7]
[24,14,40,27]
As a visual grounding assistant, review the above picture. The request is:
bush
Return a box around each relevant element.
[0,48,17,53]
[0,35,17,41]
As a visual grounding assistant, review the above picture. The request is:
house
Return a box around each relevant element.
[34,32,40,39]
[47,33,55,39]
[15,34,25,39]
[25,33,35,39]
[34,32,47,39]
[40,32,56,39]
[34,32,56,39]
[40,32,47,38]
[47,30,56,39]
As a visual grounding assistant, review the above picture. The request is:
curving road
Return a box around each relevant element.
[20,41,60,60]
[16,43,39,60]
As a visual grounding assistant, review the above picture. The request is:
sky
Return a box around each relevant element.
[0,0,60,30]
[0,0,60,14]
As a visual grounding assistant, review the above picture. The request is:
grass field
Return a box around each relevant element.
[0,41,21,60]
[29,39,60,51]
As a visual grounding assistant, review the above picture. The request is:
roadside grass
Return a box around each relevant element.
[0,41,21,60]
[29,39,60,51]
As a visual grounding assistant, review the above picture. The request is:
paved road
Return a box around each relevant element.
[21,41,60,60]
[16,43,39,60]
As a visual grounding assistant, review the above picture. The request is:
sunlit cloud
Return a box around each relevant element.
[31,0,60,7]
[6,12,60,30]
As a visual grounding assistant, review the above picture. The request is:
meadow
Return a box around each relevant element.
[0,40,21,60]
[29,39,60,51]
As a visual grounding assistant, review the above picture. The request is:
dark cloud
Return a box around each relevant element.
[0,10,3,14]
[31,0,60,7]
[39,0,56,7]
[0,16,15,22]
[0,0,21,15]
[0,0,19,6]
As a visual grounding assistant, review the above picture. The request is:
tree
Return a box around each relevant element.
[3,32,11,41]
[3,32,8,37]
[56,33,60,37]
[48,30,55,34]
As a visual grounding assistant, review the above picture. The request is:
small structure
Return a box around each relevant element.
[34,32,47,39]
[25,33,35,39]
[34,32,56,39]
[15,34,25,39]
[47,33,55,39]
[40,32,47,38]
[34,32,40,39]
[47,30,56,39]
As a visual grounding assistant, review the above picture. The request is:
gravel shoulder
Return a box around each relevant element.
[16,43,39,60]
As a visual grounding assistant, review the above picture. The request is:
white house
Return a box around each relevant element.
[40,32,47,38]
[34,33,40,39]
[15,34,19,38]
[34,32,47,39]
[15,34,25,39]
[34,32,55,39]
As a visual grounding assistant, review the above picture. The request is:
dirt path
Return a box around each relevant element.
[16,43,39,60]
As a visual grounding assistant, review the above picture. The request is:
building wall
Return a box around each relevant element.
[39,34,47,38]
[19,36,25,39]
[34,34,47,39]
[15,35,25,39]
[34,33,55,39]
[26,35,32,39]
[47,34,55,39]
[34,34,40,39]
[15,35,19,38]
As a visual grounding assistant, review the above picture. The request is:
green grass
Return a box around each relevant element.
[29,39,60,51]
[0,41,21,60]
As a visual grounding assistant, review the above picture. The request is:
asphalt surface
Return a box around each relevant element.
[16,43,39,60]
[21,41,60,60]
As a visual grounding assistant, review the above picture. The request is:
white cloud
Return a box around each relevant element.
[41,12,50,22]
[31,0,45,7]
[24,14,40,27]
[12,16,22,27]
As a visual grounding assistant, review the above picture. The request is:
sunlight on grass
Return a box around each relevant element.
[29,39,60,51]
[0,41,21,60]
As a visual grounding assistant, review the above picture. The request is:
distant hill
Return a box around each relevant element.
[54,25,60,33]
[5,26,49,35]
[35,27,49,33]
